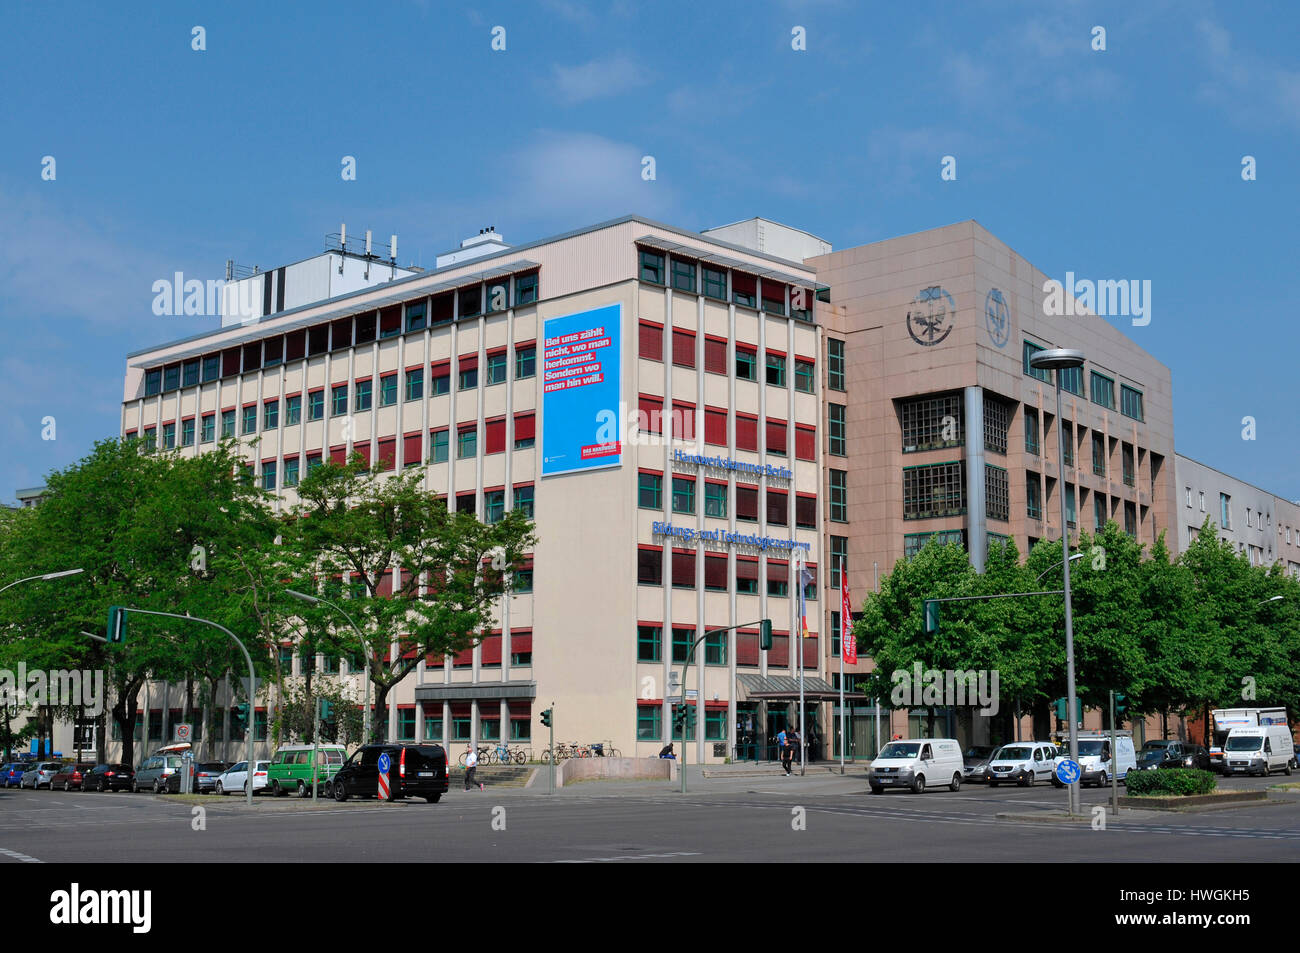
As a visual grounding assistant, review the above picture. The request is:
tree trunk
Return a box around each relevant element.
[1161,708,1169,740]
[373,680,392,743]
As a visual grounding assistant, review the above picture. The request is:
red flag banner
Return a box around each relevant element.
[842,585,857,664]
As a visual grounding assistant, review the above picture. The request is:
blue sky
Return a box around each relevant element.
[1,0,1297,504]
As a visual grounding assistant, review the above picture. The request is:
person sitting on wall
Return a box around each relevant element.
[658,743,676,760]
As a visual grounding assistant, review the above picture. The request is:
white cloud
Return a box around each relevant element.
[552,54,650,104]
[1195,17,1300,129]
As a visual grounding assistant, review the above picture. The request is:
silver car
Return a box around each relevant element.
[133,753,186,793]
[21,761,65,789]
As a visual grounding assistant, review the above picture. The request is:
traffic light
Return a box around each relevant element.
[673,705,691,733]
[540,708,552,728]
[760,619,773,651]
[1114,694,1127,717]
[924,600,940,635]
[319,699,334,720]
[107,606,128,643]
[1054,697,1083,723]
[1054,697,1066,721]
[685,706,696,731]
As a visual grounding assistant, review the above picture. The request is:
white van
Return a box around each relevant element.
[986,741,1058,787]
[1066,732,1136,787]
[869,738,964,794]
[1222,725,1295,777]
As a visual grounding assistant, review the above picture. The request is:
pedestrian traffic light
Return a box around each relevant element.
[924,600,940,635]
[107,606,127,643]
[540,708,552,728]
[1114,694,1127,717]
[760,619,773,651]
[673,706,689,732]
[319,699,334,720]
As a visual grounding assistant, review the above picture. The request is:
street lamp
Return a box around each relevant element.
[286,589,371,745]
[0,568,84,595]
[1029,347,1086,816]
[1255,596,1284,606]
[1036,552,1083,583]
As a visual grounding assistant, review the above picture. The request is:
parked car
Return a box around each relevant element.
[986,742,1058,787]
[83,764,134,792]
[2,762,34,787]
[214,761,270,796]
[1156,742,1212,771]
[49,763,96,791]
[21,762,65,789]
[1222,725,1295,777]
[1070,733,1137,786]
[868,739,964,794]
[267,744,347,798]
[133,753,187,793]
[163,760,230,793]
[330,744,449,802]
[961,745,996,782]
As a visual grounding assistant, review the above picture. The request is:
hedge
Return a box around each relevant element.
[1125,768,1217,797]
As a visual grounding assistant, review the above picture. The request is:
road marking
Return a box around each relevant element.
[0,847,43,863]
[555,851,702,863]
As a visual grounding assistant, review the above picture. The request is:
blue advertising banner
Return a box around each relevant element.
[541,303,622,476]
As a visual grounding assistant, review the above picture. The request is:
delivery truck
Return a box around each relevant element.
[1209,708,1288,773]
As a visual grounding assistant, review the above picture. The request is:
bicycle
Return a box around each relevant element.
[458,745,493,767]
[589,740,622,758]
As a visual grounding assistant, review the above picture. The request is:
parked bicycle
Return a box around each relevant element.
[588,741,622,758]
[458,745,493,767]
[493,743,528,765]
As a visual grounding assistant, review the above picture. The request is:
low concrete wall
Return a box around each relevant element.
[556,757,675,787]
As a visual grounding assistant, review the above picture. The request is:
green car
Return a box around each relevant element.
[266,744,347,798]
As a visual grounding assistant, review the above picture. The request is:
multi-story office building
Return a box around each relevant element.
[1176,454,1300,575]
[807,221,1179,747]
[111,216,828,766]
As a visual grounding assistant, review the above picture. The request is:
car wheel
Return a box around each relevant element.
[333,779,347,802]
[297,781,310,798]
[869,785,884,795]
[1097,771,1107,788]
[424,793,442,803]
[911,774,926,794]
[131,779,139,794]
[62,780,70,792]
[215,781,224,795]
[1286,761,1294,777]
[97,779,106,792]
[950,772,962,793]
[1018,771,1032,788]
[154,778,165,794]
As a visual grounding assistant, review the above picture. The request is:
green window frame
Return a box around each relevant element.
[704,482,727,518]
[515,272,538,305]
[1025,409,1039,455]
[459,365,477,390]
[423,716,444,741]
[486,352,508,385]
[671,259,695,293]
[484,489,505,524]
[736,348,757,381]
[308,391,324,421]
[431,369,450,396]
[766,353,786,387]
[702,266,727,301]
[354,379,372,412]
[513,568,533,593]
[639,250,665,284]
[162,422,176,449]
[331,385,348,416]
[1060,366,1083,396]
[200,414,215,443]
[1027,475,1042,520]
[431,430,449,464]
[1090,372,1115,410]
[263,399,279,430]
[1023,341,1051,382]
[181,418,195,447]
[637,625,661,662]
[379,374,398,407]
[262,460,277,491]
[404,302,426,333]
[1121,385,1144,421]
[241,406,256,435]
[671,627,692,664]
[396,708,416,741]
[515,346,536,379]
[828,404,846,456]
[672,476,695,515]
[830,535,847,589]
[705,709,726,741]
[705,629,727,666]
[1092,433,1106,476]
[221,410,235,439]
[512,484,534,517]
[405,368,423,401]
[637,704,662,741]
[827,339,845,391]
[829,470,848,522]
[795,359,816,393]
[457,427,477,459]
[639,472,663,509]
[283,457,300,488]
[285,395,301,426]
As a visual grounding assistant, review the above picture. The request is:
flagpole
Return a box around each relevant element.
[839,576,846,775]
[798,550,806,777]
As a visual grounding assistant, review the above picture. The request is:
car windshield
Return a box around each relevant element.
[1075,740,1106,757]
[1225,736,1263,751]
[878,743,920,759]
[1142,742,1172,751]
[964,747,992,759]
[995,747,1033,761]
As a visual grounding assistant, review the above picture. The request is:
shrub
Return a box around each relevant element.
[1125,768,1217,797]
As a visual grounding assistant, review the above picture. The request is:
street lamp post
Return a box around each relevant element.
[286,590,371,745]
[0,568,84,595]
[1029,347,1086,816]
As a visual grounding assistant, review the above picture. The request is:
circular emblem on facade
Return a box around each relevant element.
[985,288,1010,348]
[906,286,956,347]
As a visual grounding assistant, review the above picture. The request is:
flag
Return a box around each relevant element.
[799,562,815,638]
[842,582,857,664]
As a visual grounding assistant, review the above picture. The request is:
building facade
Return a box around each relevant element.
[1175,454,1300,575]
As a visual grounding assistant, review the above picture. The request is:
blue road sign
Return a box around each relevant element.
[1056,758,1080,785]
[377,752,390,774]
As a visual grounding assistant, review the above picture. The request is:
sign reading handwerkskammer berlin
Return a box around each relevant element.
[670,449,792,481]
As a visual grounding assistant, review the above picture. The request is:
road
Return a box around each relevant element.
[3,771,1298,863]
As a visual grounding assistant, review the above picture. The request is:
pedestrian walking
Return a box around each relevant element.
[778,727,792,775]
[464,744,483,791]
[789,727,801,772]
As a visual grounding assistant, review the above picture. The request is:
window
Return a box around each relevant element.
[1093,433,1106,476]
[221,409,235,439]
[486,351,508,385]
[352,379,371,412]
[638,547,663,586]
[637,704,662,741]
[1199,491,1205,512]
[703,337,728,375]
[901,393,963,452]
[1124,501,1137,536]
[1065,483,1077,528]
[672,551,696,589]
[736,413,758,452]
[485,489,506,524]
[827,339,845,391]
[639,249,665,284]
[484,417,506,455]
[1220,493,1232,529]
[515,345,536,379]
[766,352,786,387]
[671,259,696,293]
[637,625,662,662]
[182,360,199,387]
[201,414,215,443]
[829,470,848,522]
[1090,372,1115,410]
[163,365,180,392]
[766,419,787,456]
[457,426,477,459]
[331,385,348,416]
[984,398,1010,455]
[405,301,426,333]
[263,399,279,430]
[145,368,162,396]
[828,404,846,456]
[513,566,533,592]
[181,418,195,447]
[639,322,663,361]
[736,346,757,381]
[431,364,450,396]
[1024,409,1039,455]
[459,358,478,390]
[1121,385,1144,421]
[262,460,277,491]
[736,485,759,522]
[1095,493,1106,530]
[795,494,816,529]
[732,272,757,309]
[1122,443,1134,487]
[1023,341,1051,382]
[735,557,759,594]
[830,536,847,588]
[766,488,788,526]
[704,553,727,591]
[672,477,695,515]
[202,355,220,382]
[456,493,475,514]
[704,407,727,447]
[379,374,397,407]
[241,405,257,435]
[486,281,508,313]
[795,359,815,393]
[430,429,449,463]
[767,562,789,598]
[902,461,965,520]
[1061,421,1073,467]
[162,422,176,450]
[672,329,695,368]
[515,272,538,305]
[283,457,300,488]
[1027,475,1042,520]
[512,484,534,518]
[704,482,727,518]
[1059,366,1083,396]
[638,395,663,435]
[284,395,301,426]
[702,265,726,300]
[307,390,324,421]
[761,285,785,315]
[514,412,536,450]
[403,368,423,402]
[459,285,482,318]
[986,465,1009,522]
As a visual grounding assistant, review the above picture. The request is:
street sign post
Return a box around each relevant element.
[1055,758,1080,787]
[377,751,391,801]
[174,723,192,743]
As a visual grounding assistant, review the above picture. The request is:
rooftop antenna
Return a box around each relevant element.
[364,230,372,279]
[338,224,346,274]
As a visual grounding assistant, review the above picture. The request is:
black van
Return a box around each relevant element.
[330,744,449,802]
